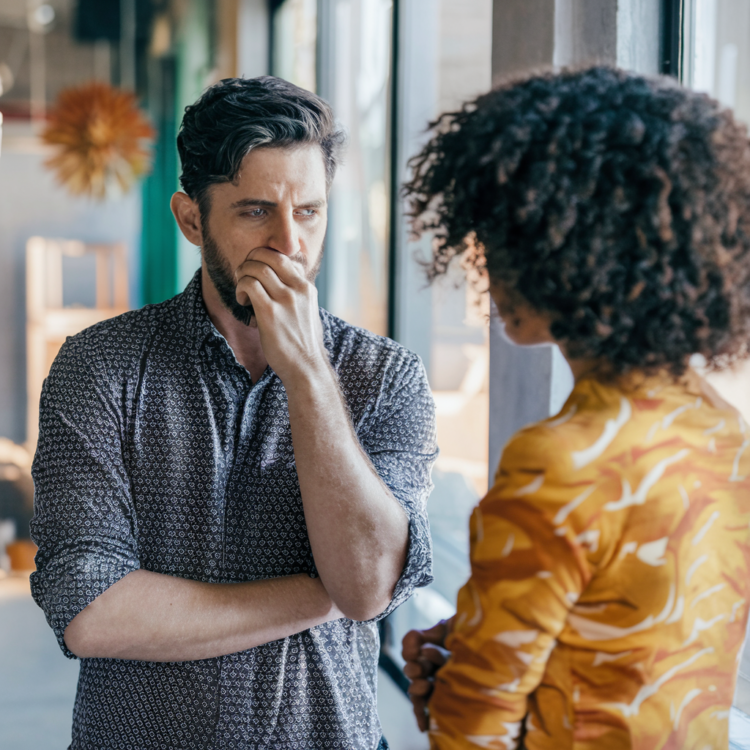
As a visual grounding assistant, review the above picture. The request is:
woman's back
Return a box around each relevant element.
[431,373,750,749]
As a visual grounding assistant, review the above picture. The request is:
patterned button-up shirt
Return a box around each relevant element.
[30,271,436,750]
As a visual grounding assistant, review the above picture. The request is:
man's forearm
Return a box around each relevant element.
[231,249,411,621]
[285,362,410,622]
[64,569,341,661]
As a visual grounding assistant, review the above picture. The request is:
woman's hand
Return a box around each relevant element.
[401,618,454,732]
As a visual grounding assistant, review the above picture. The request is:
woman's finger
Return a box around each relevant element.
[419,654,441,676]
[410,696,429,733]
[402,618,450,663]
[421,619,450,646]
[401,629,425,662]
[402,620,452,688]
[405,656,442,683]
[403,660,424,680]
[420,643,450,667]
[407,677,433,698]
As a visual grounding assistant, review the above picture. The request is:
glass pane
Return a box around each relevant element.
[272,0,317,93]
[386,0,493,657]
[319,0,392,336]
[682,0,750,725]
[682,1,750,424]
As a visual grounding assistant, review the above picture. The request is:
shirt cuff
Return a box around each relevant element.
[367,505,433,622]
[30,543,140,658]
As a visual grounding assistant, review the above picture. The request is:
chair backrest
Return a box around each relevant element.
[26,237,129,447]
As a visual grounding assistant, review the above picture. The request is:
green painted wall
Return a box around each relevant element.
[140,0,214,305]
[175,0,214,292]
[141,57,179,306]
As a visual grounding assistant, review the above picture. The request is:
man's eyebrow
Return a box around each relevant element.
[230,198,277,209]
[229,198,327,209]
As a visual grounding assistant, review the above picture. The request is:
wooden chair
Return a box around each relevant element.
[26,237,129,447]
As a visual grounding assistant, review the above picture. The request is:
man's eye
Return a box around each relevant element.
[296,209,316,217]
[243,208,266,218]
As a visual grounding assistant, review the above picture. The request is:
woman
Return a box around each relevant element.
[401,67,750,749]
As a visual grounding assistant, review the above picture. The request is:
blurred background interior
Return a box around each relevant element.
[1,1,750,748]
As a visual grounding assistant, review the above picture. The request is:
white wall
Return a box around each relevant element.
[617,0,662,74]
[554,0,617,67]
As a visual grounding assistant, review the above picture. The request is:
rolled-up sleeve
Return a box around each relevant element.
[359,352,438,620]
[30,337,139,658]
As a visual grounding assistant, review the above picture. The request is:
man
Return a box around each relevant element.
[31,76,436,750]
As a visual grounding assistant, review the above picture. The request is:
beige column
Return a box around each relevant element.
[488,0,658,479]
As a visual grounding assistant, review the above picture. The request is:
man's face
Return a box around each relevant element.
[200,144,328,324]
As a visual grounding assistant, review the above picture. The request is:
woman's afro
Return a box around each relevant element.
[404,66,750,377]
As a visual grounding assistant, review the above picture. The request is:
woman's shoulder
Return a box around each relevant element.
[499,381,626,476]
[501,373,749,486]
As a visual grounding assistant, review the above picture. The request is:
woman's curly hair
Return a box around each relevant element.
[404,66,750,377]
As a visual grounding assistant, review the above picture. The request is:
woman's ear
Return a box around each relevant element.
[490,281,555,347]
[170,192,203,246]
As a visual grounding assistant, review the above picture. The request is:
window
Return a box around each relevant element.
[679,0,750,424]
[272,0,392,336]
[271,0,317,94]
[680,0,750,721]
[383,0,494,669]
[317,0,393,336]
[271,0,495,675]
[274,0,496,682]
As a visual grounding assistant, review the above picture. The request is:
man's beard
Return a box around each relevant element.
[202,225,323,326]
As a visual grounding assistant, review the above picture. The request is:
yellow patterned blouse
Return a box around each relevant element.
[429,372,750,750]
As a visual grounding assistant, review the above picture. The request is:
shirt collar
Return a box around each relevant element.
[178,269,216,353]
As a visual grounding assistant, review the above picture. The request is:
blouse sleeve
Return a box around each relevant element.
[428,426,600,749]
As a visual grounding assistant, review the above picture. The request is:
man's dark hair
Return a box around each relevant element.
[177,76,346,213]
[404,66,750,377]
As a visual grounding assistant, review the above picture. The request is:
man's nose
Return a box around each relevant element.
[266,213,300,257]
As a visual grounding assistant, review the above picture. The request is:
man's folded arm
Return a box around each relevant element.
[63,568,340,661]
[359,353,437,622]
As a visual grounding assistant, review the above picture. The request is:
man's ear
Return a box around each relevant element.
[171,192,203,246]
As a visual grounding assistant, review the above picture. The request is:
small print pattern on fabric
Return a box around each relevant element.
[30,271,437,750]
[429,375,750,750]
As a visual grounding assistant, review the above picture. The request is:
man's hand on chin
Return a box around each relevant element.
[234,248,328,386]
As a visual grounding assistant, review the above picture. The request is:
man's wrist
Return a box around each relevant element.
[283,355,339,402]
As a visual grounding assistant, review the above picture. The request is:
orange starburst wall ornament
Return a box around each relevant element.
[42,82,155,200]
